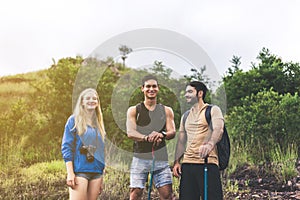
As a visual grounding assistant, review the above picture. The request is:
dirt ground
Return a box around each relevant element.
[224,159,300,200]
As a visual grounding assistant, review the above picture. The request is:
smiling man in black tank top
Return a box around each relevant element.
[126,75,176,200]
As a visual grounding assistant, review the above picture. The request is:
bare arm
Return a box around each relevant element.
[163,106,176,140]
[126,106,148,142]
[207,106,224,146]
[199,106,224,158]
[174,117,187,164]
[65,161,76,188]
[173,116,186,177]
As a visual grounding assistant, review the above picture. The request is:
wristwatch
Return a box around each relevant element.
[161,131,167,138]
[143,135,149,142]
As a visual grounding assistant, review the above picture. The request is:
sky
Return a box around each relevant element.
[0,0,299,78]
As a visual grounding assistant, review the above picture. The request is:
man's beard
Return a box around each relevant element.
[187,96,198,105]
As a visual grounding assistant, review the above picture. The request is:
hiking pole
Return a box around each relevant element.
[148,145,155,200]
[204,157,208,200]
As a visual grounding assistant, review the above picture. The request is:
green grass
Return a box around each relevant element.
[226,143,255,176]
[0,72,41,113]
[0,160,160,200]
[269,144,298,182]
[20,160,66,183]
[0,149,298,200]
[0,68,298,199]
[0,160,68,200]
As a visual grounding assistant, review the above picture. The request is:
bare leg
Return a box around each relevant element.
[157,184,172,200]
[130,188,143,200]
[87,176,103,200]
[69,176,88,200]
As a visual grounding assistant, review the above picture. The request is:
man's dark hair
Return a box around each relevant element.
[188,81,208,100]
[142,75,158,86]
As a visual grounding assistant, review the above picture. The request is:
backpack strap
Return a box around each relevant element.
[205,105,213,130]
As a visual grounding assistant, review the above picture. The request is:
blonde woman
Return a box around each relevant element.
[62,88,106,200]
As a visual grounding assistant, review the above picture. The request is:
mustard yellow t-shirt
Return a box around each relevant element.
[180,103,224,166]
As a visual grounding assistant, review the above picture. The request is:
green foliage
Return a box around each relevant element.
[150,60,173,79]
[269,144,298,182]
[1,47,300,198]
[223,48,300,112]
[0,160,68,200]
[119,44,132,67]
[0,160,176,200]
[20,160,66,182]
[211,83,227,114]
[225,179,239,194]
[44,57,82,138]
[227,89,300,162]
[183,66,214,89]
[0,76,35,113]
[226,143,254,176]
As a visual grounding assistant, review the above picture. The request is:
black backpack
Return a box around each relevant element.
[182,105,230,170]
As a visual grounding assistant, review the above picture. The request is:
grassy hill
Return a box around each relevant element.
[0,60,299,199]
[0,70,47,113]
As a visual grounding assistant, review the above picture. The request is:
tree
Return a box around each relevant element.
[119,45,132,67]
[31,57,82,143]
[228,55,242,76]
[149,60,172,79]
[223,48,300,112]
[226,89,300,162]
[183,66,214,89]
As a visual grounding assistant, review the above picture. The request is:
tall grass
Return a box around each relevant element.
[0,160,68,200]
[0,142,298,199]
[0,158,173,200]
[226,143,255,175]
[269,144,298,182]
[0,92,33,113]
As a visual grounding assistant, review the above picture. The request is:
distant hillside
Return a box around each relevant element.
[0,70,48,113]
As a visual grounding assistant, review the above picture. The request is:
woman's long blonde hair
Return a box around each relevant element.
[73,88,106,139]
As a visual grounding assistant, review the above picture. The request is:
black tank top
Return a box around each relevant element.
[133,103,168,161]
